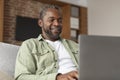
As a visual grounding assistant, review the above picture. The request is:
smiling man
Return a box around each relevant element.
[15,4,79,80]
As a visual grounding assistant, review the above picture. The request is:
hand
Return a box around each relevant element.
[56,71,78,80]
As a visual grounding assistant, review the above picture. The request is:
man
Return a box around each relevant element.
[15,4,79,80]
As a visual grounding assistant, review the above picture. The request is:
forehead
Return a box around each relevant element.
[44,8,62,19]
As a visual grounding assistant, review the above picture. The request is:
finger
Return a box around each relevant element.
[67,75,76,80]
[70,71,79,79]
[74,72,79,79]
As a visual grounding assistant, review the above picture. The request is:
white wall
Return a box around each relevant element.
[88,0,120,36]
[58,0,87,7]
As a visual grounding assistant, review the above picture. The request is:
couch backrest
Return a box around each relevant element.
[0,42,20,77]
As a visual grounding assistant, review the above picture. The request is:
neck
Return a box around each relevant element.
[41,34,60,41]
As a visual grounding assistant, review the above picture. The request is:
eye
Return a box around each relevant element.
[48,18,55,23]
[58,19,62,23]
[48,17,62,24]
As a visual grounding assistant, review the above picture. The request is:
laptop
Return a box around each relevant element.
[79,35,120,80]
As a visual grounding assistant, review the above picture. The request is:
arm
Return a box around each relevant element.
[14,41,58,80]
[56,71,78,80]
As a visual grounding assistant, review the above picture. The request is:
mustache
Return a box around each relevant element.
[50,26,62,30]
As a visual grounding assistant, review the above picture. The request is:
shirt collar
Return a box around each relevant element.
[37,34,45,41]
[37,34,66,42]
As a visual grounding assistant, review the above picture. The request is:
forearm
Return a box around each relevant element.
[16,73,58,80]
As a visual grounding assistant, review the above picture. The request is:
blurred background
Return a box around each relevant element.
[1,0,120,45]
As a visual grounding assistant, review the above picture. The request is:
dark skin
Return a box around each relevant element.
[38,8,62,41]
[38,8,78,80]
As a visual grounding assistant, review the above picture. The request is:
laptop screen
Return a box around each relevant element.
[79,35,120,80]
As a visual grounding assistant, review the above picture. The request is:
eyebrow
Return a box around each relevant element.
[48,17,62,20]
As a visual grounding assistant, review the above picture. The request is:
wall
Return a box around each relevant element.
[88,0,120,36]
[4,0,44,45]
[0,0,4,41]
[3,0,87,45]
[58,0,87,7]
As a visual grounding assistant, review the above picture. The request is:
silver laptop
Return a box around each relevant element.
[79,35,120,80]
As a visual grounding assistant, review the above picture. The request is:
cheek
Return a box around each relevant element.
[45,23,53,30]
[42,23,52,31]
[46,22,52,26]
[43,21,52,26]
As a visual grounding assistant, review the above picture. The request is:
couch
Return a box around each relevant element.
[0,42,19,80]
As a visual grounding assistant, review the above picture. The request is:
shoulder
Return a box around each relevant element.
[62,39,78,53]
[64,39,78,45]
[22,38,38,45]
[20,38,40,50]
[62,38,78,48]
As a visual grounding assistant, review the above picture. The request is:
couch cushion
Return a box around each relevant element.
[0,70,14,80]
[0,42,19,77]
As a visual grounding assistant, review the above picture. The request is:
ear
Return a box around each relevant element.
[38,19,43,27]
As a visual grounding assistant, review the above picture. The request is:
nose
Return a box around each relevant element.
[53,20,59,26]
